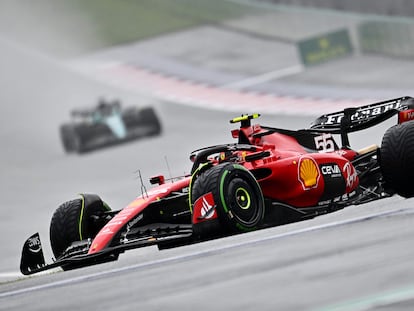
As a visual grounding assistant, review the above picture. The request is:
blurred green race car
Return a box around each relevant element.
[59,99,161,153]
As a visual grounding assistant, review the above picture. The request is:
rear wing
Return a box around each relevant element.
[310,96,414,147]
[310,96,414,133]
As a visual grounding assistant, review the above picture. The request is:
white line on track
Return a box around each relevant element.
[0,272,23,278]
[315,285,414,311]
[223,65,304,89]
[0,207,409,299]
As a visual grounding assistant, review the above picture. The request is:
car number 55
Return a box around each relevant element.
[314,134,335,152]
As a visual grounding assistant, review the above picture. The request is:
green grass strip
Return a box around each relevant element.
[62,0,256,48]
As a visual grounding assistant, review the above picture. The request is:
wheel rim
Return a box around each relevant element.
[194,163,264,233]
[235,187,251,210]
[225,178,259,225]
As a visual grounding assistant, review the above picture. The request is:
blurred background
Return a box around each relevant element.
[1,0,413,99]
[0,0,413,275]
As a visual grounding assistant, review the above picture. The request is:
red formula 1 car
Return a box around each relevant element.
[21,96,414,275]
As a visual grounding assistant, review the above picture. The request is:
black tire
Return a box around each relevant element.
[380,120,414,197]
[60,124,82,153]
[191,165,224,239]
[191,163,265,237]
[49,194,110,259]
[123,106,161,137]
[140,107,162,135]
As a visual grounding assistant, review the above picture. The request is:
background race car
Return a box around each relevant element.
[59,99,162,153]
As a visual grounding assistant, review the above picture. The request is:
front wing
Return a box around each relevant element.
[21,227,192,275]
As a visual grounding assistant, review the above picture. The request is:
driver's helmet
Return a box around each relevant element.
[96,98,112,116]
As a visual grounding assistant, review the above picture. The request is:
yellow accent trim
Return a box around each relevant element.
[231,113,260,123]
[78,194,85,240]
[358,144,378,155]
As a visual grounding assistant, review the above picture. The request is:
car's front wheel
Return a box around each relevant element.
[60,124,82,153]
[191,163,265,238]
[49,194,111,260]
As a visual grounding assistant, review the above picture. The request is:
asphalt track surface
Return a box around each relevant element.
[2,7,414,311]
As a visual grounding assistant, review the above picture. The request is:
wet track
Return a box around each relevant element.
[2,8,414,311]
[3,199,414,310]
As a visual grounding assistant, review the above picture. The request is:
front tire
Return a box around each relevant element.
[191,163,265,237]
[380,120,414,197]
[60,124,82,153]
[49,194,110,260]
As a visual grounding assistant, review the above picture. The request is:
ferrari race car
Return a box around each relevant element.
[59,99,161,153]
[21,96,414,275]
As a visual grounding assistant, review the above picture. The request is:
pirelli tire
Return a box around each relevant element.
[49,194,111,260]
[140,107,162,135]
[60,124,82,153]
[191,163,265,237]
[380,120,414,198]
[123,107,161,136]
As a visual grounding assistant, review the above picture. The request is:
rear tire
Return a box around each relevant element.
[140,107,162,135]
[49,194,110,260]
[191,163,265,238]
[380,120,414,197]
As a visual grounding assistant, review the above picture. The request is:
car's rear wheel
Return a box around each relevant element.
[49,194,111,260]
[380,120,414,197]
[191,163,265,238]
[140,107,162,135]
[123,107,161,135]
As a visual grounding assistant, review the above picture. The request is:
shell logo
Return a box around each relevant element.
[298,157,320,190]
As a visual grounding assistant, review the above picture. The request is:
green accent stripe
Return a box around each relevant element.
[219,169,230,213]
[219,164,263,232]
[220,164,246,213]
[189,162,211,213]
[78,195,86,240]
[102,201,111,211]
